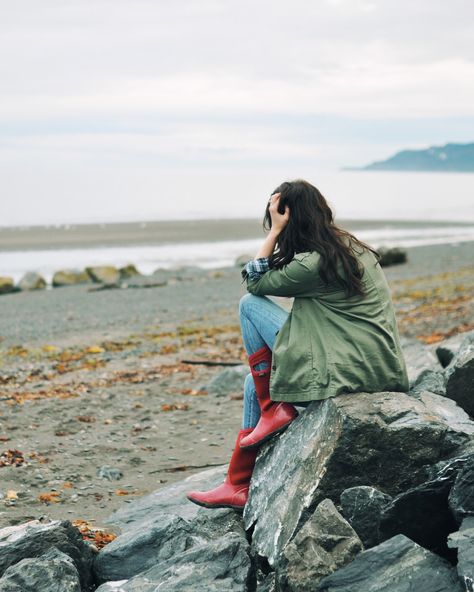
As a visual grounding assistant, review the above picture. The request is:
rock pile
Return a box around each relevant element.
[0,332,472,591]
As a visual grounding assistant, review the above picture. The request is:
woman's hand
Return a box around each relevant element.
[268,193,290,236]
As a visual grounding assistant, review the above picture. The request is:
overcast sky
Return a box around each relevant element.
[1,0,474,225]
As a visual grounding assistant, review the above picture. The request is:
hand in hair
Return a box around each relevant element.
[268,193,290,235]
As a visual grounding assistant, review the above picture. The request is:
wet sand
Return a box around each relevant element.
[0,240,473,533]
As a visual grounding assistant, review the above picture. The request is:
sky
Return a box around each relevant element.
[1,0,474,225]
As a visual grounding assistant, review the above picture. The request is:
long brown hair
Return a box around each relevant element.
[264,179,380,297]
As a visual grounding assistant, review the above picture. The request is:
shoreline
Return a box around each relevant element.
[1,217,474,252]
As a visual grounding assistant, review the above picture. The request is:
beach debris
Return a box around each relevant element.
[97,466,124,481]
[0,449,25,467]
[72,519,117,549]
[18,271,47,291]
[52,268,91,287]
[160,403,189,412]
[377,246,408,266]
[85,266,120,284]
[181,358,243,366]
[38,491,62,504]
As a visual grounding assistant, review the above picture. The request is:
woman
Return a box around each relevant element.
[187,179,409,510]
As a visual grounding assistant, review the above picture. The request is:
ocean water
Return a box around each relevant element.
[2,221,474,284]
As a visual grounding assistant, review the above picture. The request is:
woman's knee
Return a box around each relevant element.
[239,293,265,318]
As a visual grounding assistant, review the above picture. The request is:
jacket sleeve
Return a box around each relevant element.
[242,253,323,297]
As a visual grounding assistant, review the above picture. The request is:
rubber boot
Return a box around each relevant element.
[186,428,258,510]
[239,344,298,449]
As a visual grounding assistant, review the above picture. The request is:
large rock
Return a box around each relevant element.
[95,507,245,583]
[85,266,120,284]
[317,534,462,592]
[447,516,474,591]
[445,341,474,418]
[18,272,46,291]
[0,277,15,294]
[52,269,91,287]
[203,365,249,397]
[0,520,94,590]
[448,454,474,525]
[435,330,474,368]
[378,469,458,561]
[277,498,363,592]
[118,264,141,279]
[339,486,392,548]
[108,533,252,592]
[244,390,474,565]
[97,466,247,583]
[401,337,442,387]
[377,247,407,267]
[0,548,81,592]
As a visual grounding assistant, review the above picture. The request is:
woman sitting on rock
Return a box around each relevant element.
[187,179,409,510]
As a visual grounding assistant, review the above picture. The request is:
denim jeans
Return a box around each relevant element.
[239,293,290,429]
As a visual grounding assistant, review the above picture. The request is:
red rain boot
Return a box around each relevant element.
[186,428,258,510]
[239,344,298,449]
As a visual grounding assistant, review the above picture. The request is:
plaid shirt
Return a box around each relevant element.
[241,257,270,283]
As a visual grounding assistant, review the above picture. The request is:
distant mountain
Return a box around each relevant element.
[345,142,474,172]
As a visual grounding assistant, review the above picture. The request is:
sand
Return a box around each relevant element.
[0,240,473,533]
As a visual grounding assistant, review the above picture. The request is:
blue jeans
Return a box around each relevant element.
[239,293,290,429]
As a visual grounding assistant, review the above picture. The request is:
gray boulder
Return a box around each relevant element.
[401,337,442,387]
[0,520,94,590]
[339,486,392,548]
[278,498,363,592]
[95,583,128,592]
[445,341,474,418]
[377,247,407,267]
[111,533,252,592]
[97,465,246,583]
[435,330,474,368]
[235,254,254,267]
[379,469,458,561]
[118,264,141,279]
[244,390,474,566]
[0,277,15,294]
[95,508,246,583]
[203,365,249,397]
[448,454,474,525]
[317,534,462,592]
[447,516,474,591]
[52,269,91,287]
[18,272,46,291]
[0,548,80,592]
[85,266,120,284]
[106,465,227,531]
[410,368,447,396]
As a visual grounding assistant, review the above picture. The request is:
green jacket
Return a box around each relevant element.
[243,246,409,402]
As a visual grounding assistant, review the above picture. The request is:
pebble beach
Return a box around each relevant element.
[0,231,473,536]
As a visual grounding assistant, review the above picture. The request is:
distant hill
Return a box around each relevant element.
[345,142,474,172]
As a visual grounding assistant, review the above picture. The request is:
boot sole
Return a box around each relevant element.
[186,496,244,511]
[239,418,296,450]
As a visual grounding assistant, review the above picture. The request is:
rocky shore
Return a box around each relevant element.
[0,239,473,590]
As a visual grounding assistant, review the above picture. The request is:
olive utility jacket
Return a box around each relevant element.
[241,245,409,403]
